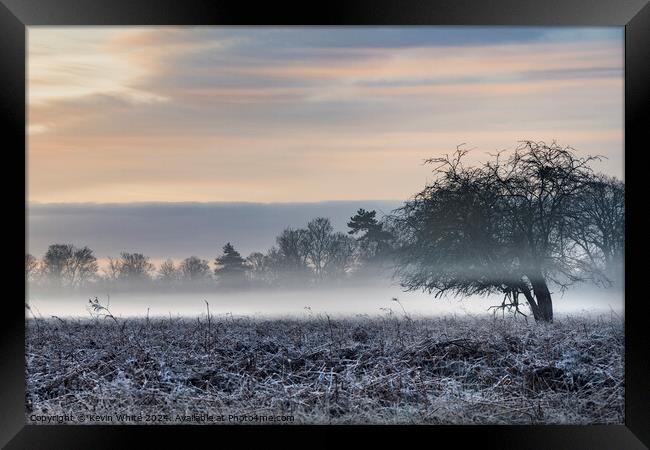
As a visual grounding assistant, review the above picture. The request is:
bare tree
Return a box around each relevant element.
[246,252,273,284]
[276,228,309,271]
[323,232,356,279]
[40,243,98,288]
[41,244,74,286]
[104,257,122,282]
[117,252,154,283]
[261,228,311,284]
[569,174,624,284]
[158,258,180,283]
[179,256,212,282]
[25,253,39,282]
[303,218,356,281]
[303,218,334,280]
[392,142,611,323]
[67,246,99,288]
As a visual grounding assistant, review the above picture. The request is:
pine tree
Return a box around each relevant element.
[347,209,393,261]
[214,243,247,285]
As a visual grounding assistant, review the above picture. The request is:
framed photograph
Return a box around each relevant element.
[2,0,648,447]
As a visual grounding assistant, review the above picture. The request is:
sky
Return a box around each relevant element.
[27,26,624,204]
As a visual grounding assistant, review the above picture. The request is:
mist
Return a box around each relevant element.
[26,281,623,319]
[26,200,624,320]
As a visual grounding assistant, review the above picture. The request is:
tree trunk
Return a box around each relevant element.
[520,288,540,320]
[528,272,553,323]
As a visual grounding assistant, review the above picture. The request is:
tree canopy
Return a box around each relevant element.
[391,141,621,322]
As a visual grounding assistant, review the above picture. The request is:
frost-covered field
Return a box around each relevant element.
[25,313,624,424]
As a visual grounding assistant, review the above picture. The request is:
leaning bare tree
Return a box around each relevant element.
[392,141,618,323]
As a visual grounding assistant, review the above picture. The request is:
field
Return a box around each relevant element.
[25,312,624,424]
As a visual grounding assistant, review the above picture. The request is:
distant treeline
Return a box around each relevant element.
[26,210,396,292]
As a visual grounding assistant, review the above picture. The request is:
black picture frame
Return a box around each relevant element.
[1,0,648,447]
